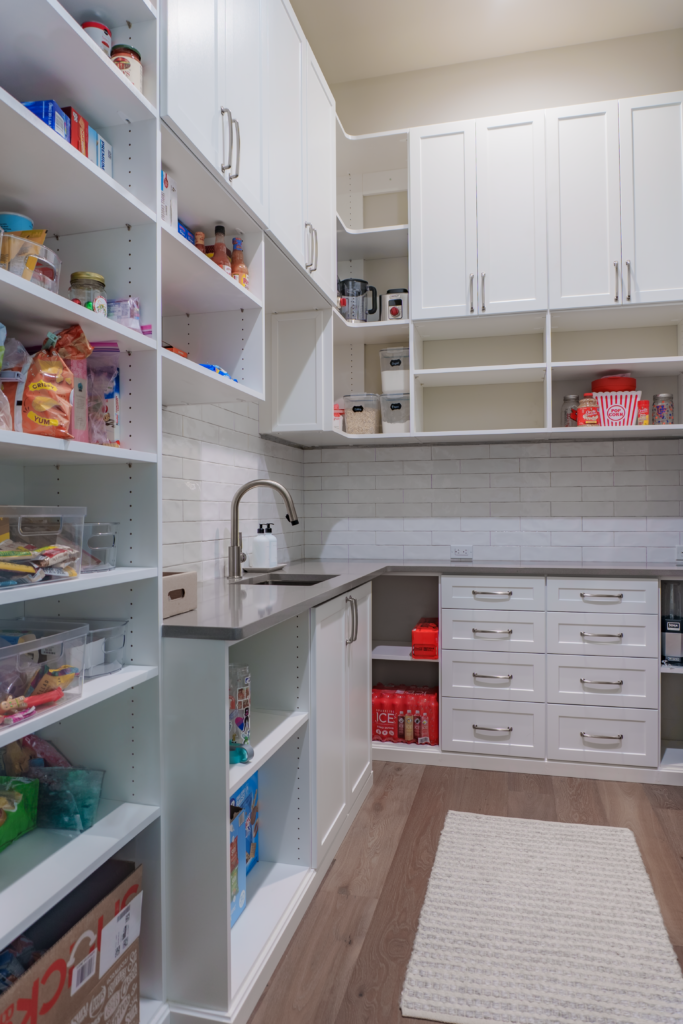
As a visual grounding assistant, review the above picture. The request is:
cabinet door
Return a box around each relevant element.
[271,310,325,432]
[313,594,347,865]
[345,583,372,807]
[546,101,622,309]
[265,0,306,267]
[305,48,337,303]
[620,92,683,304]
[162,0,224,172]
[223,0,268,223]
[409,121,477,320]
[476,110,547,314]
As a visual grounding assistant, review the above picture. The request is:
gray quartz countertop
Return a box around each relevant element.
[161,558,683,642]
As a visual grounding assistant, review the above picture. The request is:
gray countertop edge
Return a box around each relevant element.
[161,558,683,643]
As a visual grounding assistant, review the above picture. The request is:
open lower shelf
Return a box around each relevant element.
[661,662,683,674]
[140,1001,169,1024]
[0,566,158,607]
[336,215,409,261]
[372,641,430,662]
[0,798,160,949]
[229,709,309,796]
[332,309,410,345]
[0,430,157,466]
[0,665,158,745]
[552,355,683,380]
[161,222,261,316]
[230,860,312,1000]
[415,363,546,387]
[161,349,263,405]
[661,743,683,771]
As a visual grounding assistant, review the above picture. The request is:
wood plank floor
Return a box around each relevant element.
[248,762,683,1024]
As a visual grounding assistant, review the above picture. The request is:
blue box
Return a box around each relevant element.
[88,125,99,165]
[23,101,70,143]
[177,220,195,245]
[230,805,247,927]
[231,772,259,876]
[98,135,113,177]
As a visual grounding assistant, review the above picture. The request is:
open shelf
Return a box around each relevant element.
[161,349,263,405]
[0,566,158,607]
[161,222,262,316]
[415,363,546,387]
[332,309,409,345]
[60,0,157,25]
[551,302,683,333]
[372,641,433,662]
[661,663,683,674]
[0,431,157,466]
[336,216,408,261]
[229,709,309,797]
[0,798,160,949]
[0,665,158,745]
[552,356,683,380]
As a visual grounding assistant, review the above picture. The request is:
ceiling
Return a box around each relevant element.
[290,0,683,85]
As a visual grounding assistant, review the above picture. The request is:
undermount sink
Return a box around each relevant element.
[241,573,338,586]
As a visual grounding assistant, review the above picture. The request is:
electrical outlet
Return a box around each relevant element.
[451,544,473,561]
[676,545,683,563]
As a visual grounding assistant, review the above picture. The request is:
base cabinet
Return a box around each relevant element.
[441,696,546,758]
[547,704,659,767]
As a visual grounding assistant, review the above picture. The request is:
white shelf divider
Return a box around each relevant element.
[161,349,263,405]
[0,567,158,607]
[0,799,160,949]
[229,709,309,796]
[161,222,262,316]
[0,431,157,466]
[372,641,416,661]
[414,363,546,388]
[333,308,409,345]
[336,215,409,261]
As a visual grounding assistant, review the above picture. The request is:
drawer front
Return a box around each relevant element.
[441,697,546,758]
[547,704,659,767]
[442,651,546,702]
[441,576,545,612]
[547,577,658,613]
[442,610,546,653]
[546,612,658,658]
[547,654,659,709]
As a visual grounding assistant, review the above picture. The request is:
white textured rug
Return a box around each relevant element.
[401,811,683,1024]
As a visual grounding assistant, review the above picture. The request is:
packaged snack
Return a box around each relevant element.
[231,773,259,875]
[1,742,31,776]
[107,297,140,332]
[22,101,71,143]
[0,337,31,431]
[230,804,247,927]
[0,388,10,432]
[0,775,39,852]
[88,125,99,165]
[0,950,25,993]
[62,106,88,156]
[88,343,120,446]
[98,135,113,176]
[178,221,195,244]
[162,344,188,358]
[21,734,73,768]
[22,347,73,438]
[161,170,178,229]
[229,663,250,749]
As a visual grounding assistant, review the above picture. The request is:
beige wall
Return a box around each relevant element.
[333,29,683,135]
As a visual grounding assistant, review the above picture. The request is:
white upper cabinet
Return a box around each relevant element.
[620,91,683,304]
[546,101,622,309]
[265,0,307,267]
[409,121,477,320]
[305,49,337,302]
[476,110,548,314]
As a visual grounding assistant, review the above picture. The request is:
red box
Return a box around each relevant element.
[62,106,88,156]
[411,617,439,659]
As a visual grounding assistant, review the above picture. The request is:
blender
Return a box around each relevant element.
[338,278,377,323]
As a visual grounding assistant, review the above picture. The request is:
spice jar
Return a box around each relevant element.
[561,394,580,428]
[111,44,143,92]
[69,272,107,316]
[343,394,381,434]
[652,394,674,425]
[576,393,599,427]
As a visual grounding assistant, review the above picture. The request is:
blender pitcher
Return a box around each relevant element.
[338,278,377,323]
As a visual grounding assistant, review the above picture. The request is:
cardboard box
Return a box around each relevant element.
[0,863,143,1024]
[230,807,247,927]
[231,773,259,876]
[22,101,70,143]
[160,171,178,230]
[162,571,197,618]
[98,137,113,178]
[88,126,99,166]
[62,107,88,157]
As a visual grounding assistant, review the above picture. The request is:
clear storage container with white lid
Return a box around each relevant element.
[0,617,88,720]
[380,347,409,393]
[380,392,410,434]
[0,506,85,589]
[343,393,381,434]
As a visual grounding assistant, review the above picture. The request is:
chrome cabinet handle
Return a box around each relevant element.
[473,673,513,680]
[469,273,474,313]
[614,260,619,301]
[625,259,631,301]
[472,590,513,596]
[229,118,241,180]
[481,272,486,311]
[220,106,233,173]
[304,222,313,269]
[312,226,318,272]
[581,731,623,740]
[580,592,623,599]
[580,631,623,638]
[473,724,512,732]
[580,678,623,686]
[472,628,513,634]
[346,594,358,644]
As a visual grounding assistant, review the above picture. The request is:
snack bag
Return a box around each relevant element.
[0,337,31,431]
[0,776,39,853]
[88,343,120,446]
[22,348,73,438]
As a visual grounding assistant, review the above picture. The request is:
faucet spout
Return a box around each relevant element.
[228,479,299,580]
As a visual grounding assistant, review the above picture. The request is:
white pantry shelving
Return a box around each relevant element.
[229,709,309,796]
[161,349,263,405]
[160,222,262,316]
[0,431,158,465]
[0,567,158,608]
[336,216,409,261]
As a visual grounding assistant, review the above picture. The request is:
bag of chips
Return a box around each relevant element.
[22,348,73,438]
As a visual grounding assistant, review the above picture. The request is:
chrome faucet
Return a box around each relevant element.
[227,479,299,580]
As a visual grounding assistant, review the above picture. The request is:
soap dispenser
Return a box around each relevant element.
[264,523,277,567]
[251,524,270,568]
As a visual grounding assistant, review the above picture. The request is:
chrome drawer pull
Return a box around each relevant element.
[580,631,623,638]
[472,590,513,596]
[473,673,513,680]
[580,731,623,741]
[472,628,513,634]
[580,592,623,599]
[473,724,513,732]
[580,678,623,686]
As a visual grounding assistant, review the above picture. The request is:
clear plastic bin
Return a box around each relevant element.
[2,234,61,293]
[380,347,410,393]
[380,392,410,434]
[82,522,118,573]
[83,619,128,679]
[0,506,85,590]
[343,393,381,434]
[0,618,88,722]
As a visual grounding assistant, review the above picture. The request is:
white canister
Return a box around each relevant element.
[380,347,410,392]
[82,20,112,56]
[111,44,143,92]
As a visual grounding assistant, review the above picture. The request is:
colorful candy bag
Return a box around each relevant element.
[0,776,39,853]
[22,348,73,437]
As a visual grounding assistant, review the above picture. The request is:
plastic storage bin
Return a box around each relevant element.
[343,393,381,434]
[0,506,85,589]
[82,522,118,572]
[380,347,410,392]
[0,618,88,721]
[380,392,410,434]
[3,234,61,293]
[83,619,128,678]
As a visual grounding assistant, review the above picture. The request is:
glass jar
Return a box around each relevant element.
[69,272,107,316]
[560,394,580,428]
[576,393,599,427]
[652,393,674,425]
[111,44,143,91]
[380,392,410,434]
[343,393,381,434]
